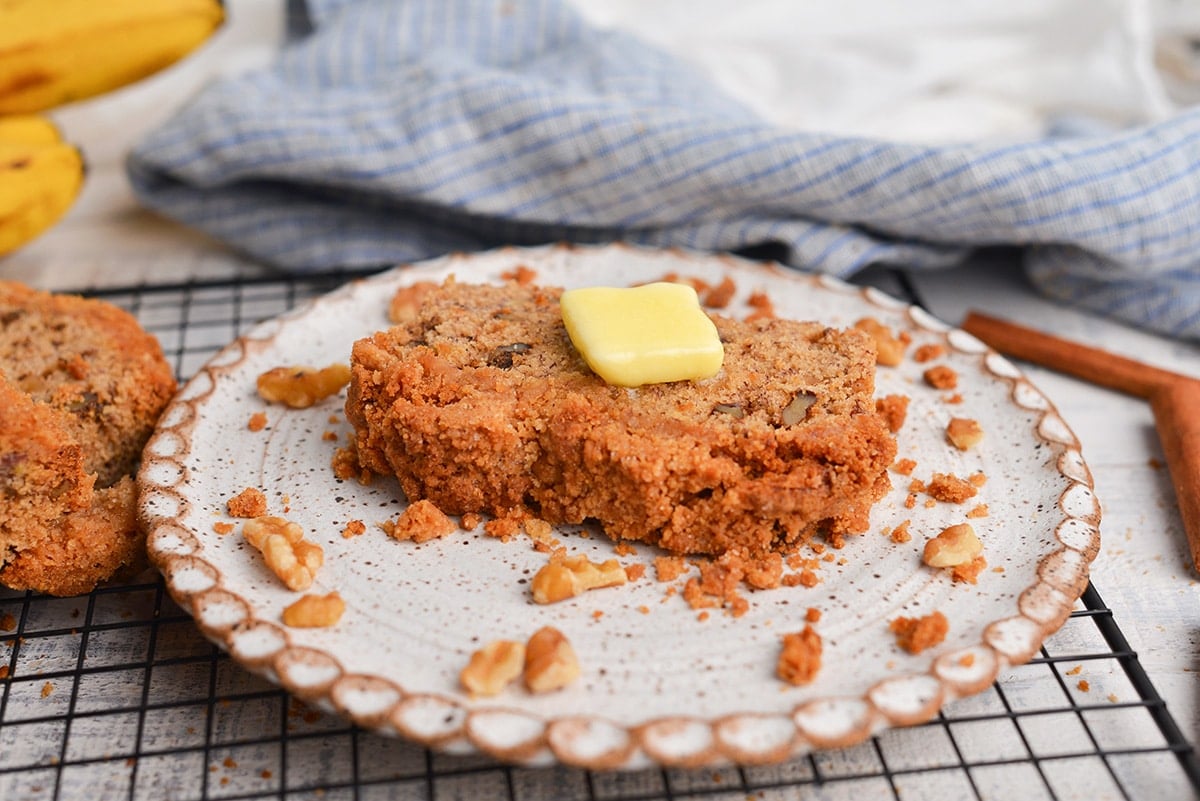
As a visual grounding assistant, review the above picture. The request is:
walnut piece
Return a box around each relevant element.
[523,626,581,693]
[923,523,983,569]
[530,553,627,604]
[946,417,984,450]
[460,640,526,697]
[256,363,351,408]
[282,591,345,628]
[242,515,303,548]
[854,317,908,366]
[243,516,324,591]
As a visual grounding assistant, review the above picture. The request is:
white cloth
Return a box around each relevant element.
[570,0,1189,142]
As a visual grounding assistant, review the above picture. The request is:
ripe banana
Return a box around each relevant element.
[0,115,84,256]
[0,0,225,113]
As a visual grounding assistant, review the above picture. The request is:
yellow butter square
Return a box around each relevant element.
[560,282,724,387]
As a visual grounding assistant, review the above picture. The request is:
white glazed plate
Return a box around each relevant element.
[139,243,1100,769]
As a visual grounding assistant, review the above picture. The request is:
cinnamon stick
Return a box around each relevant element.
[960,311,1188,399]
[961,310,1200,574]
[1150,381,1200,573]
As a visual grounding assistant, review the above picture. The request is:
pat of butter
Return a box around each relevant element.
[560,283,724,387]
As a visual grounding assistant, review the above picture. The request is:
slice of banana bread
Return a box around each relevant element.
[345,278,896,557]
[0,282,176,595]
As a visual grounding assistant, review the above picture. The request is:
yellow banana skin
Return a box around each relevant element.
[0,115,84,256]
[0,114,65,146]
[0,0,225,113]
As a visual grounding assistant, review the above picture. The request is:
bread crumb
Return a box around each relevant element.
[777,625,822,685]
[331,444,373,484]
[957,652,976,668]
[322,431,338,442]
[923,365,958,389]
[1107,693,1119,703]
[41,681,53,698]
[1065,664,1083,676]
[927,472,979,503]
[212,522,235,536]
[228,487,267,518]
[967,504,989,519]
[460,512,483,530]
[702,276,737,309]
[0,613,14,632]
[745,290,777,321]
[912,343,946,363]
[282,592,345,628]
[682,554,751,617]
[875,394,910,433]
[483,516,521,542]
[247,412,268,432]
[654,555,689,582]
[341,519,366,539]
[1077,679,1090,692]
[890,611,948,654]
[523,518,553,542]
[624,563,646,582]
[892,457,918,476]
[805,607,821,623]
[951,556,988,584]
[743,552,784,590]
[500,265,538,286]
[386,499,457,543]
[889,520,912,544]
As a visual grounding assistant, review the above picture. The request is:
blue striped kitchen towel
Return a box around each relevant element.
[126,0,1200,341]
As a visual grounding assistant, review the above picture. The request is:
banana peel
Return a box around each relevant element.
[0,114,84,256]
[0,0,226,113]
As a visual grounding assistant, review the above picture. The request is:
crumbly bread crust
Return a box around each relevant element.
[0,282,176,595]
[346,279,897,557]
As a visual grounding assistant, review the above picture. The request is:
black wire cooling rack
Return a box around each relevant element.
[1,269,1197,801]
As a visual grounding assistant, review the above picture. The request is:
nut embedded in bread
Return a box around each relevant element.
[345,279,897,557]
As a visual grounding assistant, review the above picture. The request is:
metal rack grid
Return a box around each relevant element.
[1,270,1197,801]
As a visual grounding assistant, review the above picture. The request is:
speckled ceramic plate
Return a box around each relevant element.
[139,243,1100,769]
